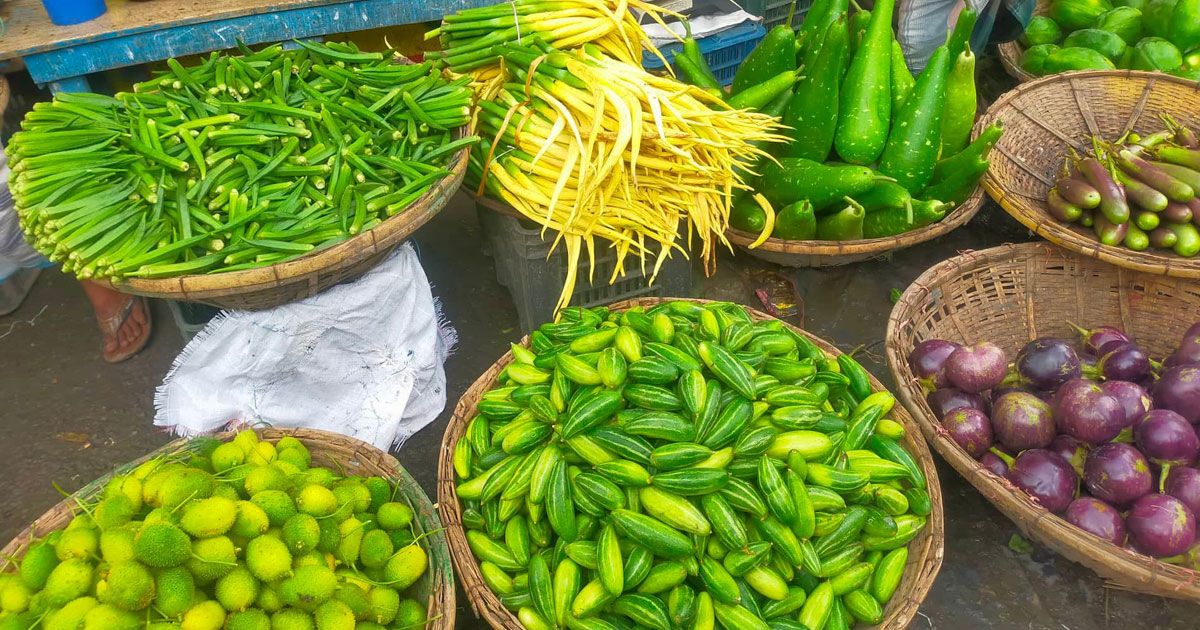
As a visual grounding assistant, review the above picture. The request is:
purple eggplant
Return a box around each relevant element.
[1057,177,1102,209]
[1150,226,1180,249]
[981,451,1010,477]
[1016,337,1081,390]
[1052,379,1129,444]
[1166,321,1200,368]
[1135,210,1162,232]
[1079,157,1130,224]
[1115,167,1170,212]
[908,339,961,390]
[991,392,1056,451]
[1118,149,1196,203]
[1084,443,1154,506]
[1099,381,1153,427]
[942,407,994,458]
[1173,127,1200,149]
[1155,366,1200,424]
[945,342,1008,394]
[1097,344,1152,382]
[1048,434,1089,478]
[926,388,987,420]
[1152,162,1200,194]
[1126,493,1197,557]
[1093,214,1129,247]
[1164,202,1194,225]
[1047,190,1085,223]
[1008,448,1079,513]
[1069,323,1130,356]
[1165,467,1200,518]
[1064,497,1127,546]
[1135,409,1200,469]
[1156,145,1200,172]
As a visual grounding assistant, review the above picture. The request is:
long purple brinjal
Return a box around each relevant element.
[1078,157,1129,224]
[1118,150,1195,203]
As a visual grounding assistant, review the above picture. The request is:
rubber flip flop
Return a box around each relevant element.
[99,295,152,363]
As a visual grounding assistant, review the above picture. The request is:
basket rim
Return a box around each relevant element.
[997,41,1036,84]
[438,297,945,629]
[884,241,1200,601]
[0,427,457,629]
[979,70,1200,280]
[726,185,986,257]
[103,120,470,297]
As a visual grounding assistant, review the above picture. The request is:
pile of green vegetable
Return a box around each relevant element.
[454,300,933,630]
[1045,119,1200,256]
[9,41,475,281]
[680,2,1000,242]
[1020,0,1200,78]
[0,430,433,630]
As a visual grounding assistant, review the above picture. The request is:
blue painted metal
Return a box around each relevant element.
[47,76,93,94]
[25,0,496,93]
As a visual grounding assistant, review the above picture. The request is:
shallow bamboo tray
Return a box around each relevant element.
[728,186,985,267]
[1,427,456,628]
[105,128,469,311]
[438,296,945,629]
[886,242,1200,601]
[980,71,1200,279]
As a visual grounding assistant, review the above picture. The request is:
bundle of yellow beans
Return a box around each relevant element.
[436,1,786,311]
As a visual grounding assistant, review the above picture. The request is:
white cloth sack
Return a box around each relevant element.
[155,243,456,450]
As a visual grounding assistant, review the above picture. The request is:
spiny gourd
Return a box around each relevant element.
[0,430,431,629]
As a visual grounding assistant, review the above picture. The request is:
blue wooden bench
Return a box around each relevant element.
[0,0,494,93]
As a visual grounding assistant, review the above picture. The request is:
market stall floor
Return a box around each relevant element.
[1,194,1196,628]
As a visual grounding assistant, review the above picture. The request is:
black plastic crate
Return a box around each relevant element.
[476,200,694,332]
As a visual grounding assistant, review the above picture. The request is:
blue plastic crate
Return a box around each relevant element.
[744,0,813,31]
[642,21,766,86]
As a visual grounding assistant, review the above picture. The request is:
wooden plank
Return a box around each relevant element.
[22,0,489,84]
[0,0,497,60]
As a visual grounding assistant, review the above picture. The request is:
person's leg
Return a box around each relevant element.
[79,280,152,362]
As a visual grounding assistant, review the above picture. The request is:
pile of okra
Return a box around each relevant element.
[455,300,932,630]
[8,40,477,280]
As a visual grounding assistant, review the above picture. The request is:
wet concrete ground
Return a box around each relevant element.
[2,193,1197,628]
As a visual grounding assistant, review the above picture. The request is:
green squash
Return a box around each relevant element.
[1130,36,1184,71]
[1043,46,1119,72]
[1063,28,1129,61]
[1022,44,1062,74]
[1022,16,1064,46]
[1095,7,1143,44]
[1049,0,1112,30]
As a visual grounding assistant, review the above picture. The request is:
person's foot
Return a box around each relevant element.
[80,280,152,363]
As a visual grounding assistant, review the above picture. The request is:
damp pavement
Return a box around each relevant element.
[2,194,1197,629]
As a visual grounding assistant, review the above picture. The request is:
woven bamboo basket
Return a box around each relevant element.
[980,70,1200,278]
[885,242,1200,601]
[438,297,945,629]
[103,128,470,310]
[0,427,456,628]
[727,186,986,267]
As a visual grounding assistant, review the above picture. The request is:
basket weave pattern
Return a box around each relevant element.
[105,129,470,310]
[726,181,986,268]
[980,70,1200,278]
[438,297,945,628]
[0,428,456,628]
[886,242,1200,601]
